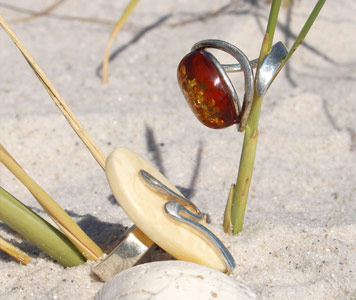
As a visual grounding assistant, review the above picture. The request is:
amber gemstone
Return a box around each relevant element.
[177,50,238,129]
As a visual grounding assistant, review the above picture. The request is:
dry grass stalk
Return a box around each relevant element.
[102,0,140,83]
[0,3,113,25]
[9,0,65,24]
[0,15,106,170]
[0,235,31,265]
[0,144,103,260]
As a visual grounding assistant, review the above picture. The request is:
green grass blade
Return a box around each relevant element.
[284,0,327,62]
[266,0,282,50]
[0,187,85,267]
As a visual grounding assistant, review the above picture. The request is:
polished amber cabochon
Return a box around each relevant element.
[177,50,238,129]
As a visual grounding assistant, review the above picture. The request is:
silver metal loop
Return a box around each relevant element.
[139,169,208,221]
[164,201,236,274]
[222,58,259,73]
[192,39,254,132]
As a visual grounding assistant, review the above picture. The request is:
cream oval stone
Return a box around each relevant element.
[95,261,256,300]
[105,148,226,272]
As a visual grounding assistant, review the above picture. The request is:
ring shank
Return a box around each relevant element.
[222,58,258,73]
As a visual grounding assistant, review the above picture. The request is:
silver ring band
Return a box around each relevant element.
[222,58,258,72]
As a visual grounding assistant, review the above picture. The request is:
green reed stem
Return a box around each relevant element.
[227,0,326,234]
[0,187,85,267]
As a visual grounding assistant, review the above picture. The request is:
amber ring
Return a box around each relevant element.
[178,39,255,132]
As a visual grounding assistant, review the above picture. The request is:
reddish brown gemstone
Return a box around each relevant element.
[177,50,238,129]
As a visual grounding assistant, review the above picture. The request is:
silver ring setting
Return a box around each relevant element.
[178,39,256,132]
[178,39,288,132]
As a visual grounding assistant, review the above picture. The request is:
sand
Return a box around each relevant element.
[1,0,355,299]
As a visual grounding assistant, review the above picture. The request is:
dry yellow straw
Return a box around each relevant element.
[102,0,140,83]
[0,15,105,170]
[0,235,31,265]
[0,144,103,260]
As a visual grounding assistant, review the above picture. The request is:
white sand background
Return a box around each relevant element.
[1,0,355,299]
